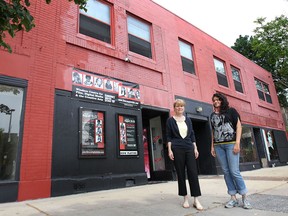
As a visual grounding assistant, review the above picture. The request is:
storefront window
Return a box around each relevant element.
[240,126,259,163]
[0,84,24,180]
[262,129,279,161]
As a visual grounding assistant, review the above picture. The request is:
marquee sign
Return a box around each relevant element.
[72,69,140,109]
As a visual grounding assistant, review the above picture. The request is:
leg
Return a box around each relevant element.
[185,149,201,197]
[225,144,248,195]
[173,148,188,196]
[185,149,203,210]
[214,144,238,195]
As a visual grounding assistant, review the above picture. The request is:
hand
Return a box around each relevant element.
[211,147,216,157]
[194,148,199,159]
[233,145,240,154]
[168,150,174,160]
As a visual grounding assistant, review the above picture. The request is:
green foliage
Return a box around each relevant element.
[0,85,21,95]
[232,15,288,107]
[0,0,87,53]
[231,35,257,61]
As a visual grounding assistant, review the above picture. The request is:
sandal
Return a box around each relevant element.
[193,201,204,211]
[182,201,190,208]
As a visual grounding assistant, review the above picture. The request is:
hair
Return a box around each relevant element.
[212,93,229,112]
[173,99,186,108]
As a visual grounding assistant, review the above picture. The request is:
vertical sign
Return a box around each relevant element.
[118,114,138,157]
[80,108,105,157]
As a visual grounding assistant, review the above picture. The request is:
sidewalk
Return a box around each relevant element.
[0,166,287,216]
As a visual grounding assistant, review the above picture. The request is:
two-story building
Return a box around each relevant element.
[0,0,287,203]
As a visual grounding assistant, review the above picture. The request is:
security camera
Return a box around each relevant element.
[125,56,131,62]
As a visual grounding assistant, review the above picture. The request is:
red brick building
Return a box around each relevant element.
[0,0,287,203]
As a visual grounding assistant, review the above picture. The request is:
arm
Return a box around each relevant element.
[168,141,174,160]
[166,118,174,160]
[233,118,242,154]
[188,119,199,159]
[193,141,199,159]
[211,130,216,157]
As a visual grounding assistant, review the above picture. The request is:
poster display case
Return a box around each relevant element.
[117,114,138,157]
[79,108,105,157]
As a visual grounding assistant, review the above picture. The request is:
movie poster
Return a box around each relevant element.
[80,108,105,157]
[118,114,138,157]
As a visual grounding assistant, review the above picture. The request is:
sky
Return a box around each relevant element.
[152,0,288,47]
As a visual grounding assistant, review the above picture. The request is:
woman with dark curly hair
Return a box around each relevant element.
[210,93,252,209]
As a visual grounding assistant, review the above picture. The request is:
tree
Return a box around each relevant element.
[0,0,87,53]
[232,15,288,107]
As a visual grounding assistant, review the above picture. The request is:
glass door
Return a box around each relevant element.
[149,116,165,171]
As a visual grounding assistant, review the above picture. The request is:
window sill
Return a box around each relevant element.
[66,34,115,53]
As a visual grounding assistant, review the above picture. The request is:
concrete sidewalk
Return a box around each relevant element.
[0,166,287,216]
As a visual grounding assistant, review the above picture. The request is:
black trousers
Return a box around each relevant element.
[173,148,201,197]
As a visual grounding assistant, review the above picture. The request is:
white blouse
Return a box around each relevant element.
[176,121,188,138]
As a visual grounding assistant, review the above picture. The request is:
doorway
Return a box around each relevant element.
[191,119,217,175]
[141,107,172,181]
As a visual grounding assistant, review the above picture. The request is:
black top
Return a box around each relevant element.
[210,107,240,143]
[166,117,196,150]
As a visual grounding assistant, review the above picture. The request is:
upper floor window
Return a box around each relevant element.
[79,0,111,44]
[231,66,243,93]
[254,78,272,103]
[179,40,195,74]
[214,58,228,87]
[127,15,152,58]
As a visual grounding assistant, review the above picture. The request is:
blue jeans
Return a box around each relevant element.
[214,144,248,195]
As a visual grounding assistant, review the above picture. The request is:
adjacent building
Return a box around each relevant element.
[0,0,287,203]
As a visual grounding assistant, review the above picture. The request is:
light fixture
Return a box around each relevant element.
[124,56,131,63]
[196,106,203,113]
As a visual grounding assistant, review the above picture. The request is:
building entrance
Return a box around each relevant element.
[141,107,172,181]
[191,119,217,175]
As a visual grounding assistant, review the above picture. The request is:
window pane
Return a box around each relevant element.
[127,16,150,42]
[263,129,279,161]
[234,80,243,93]
[217,73,228,87]
[214,59,226,75]
[257,90,265,101]
[231,67,241,82]
[80,0,110,25]
[265,94,272,103]
[240,127,259,163]
[179,41,193,60]
[79,14,111,43]
[128,34,152,58]
[255,79,262,91]
[181,57,195,74]
[263,84,270,94]
[0,84,24,180]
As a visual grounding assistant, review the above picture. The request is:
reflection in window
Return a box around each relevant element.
[179,40,195,74]
[254,78,272,103]
[262,129,279,161]
[79,0,111,43]
[0,84,24,180]
[127,15,152,58]
[231,66,243,93]
[240,127,259,163]
[214,58,228,87]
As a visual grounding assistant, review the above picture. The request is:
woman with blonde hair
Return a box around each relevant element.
[166,99,203,210]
